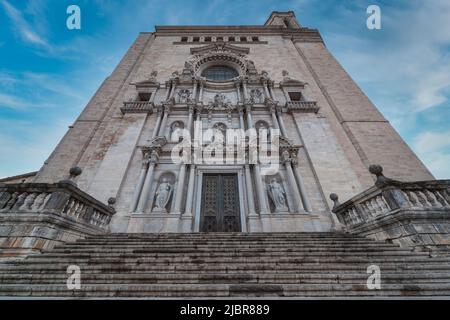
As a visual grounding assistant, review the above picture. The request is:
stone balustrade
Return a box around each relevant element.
[0,182,115,229]
[330,165,450,252]
[286,101,320,113]
[0,173,116,259]
[121,101,154,114]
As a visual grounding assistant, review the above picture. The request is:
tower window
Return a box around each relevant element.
[288,92,303,101]
[205,36,212,42]
[229,36,235,42]
[217,36,224,41]
[181,37,188,42]
[193,37,200,42]
[240,36,247,42]
[201,66,239,81]
[252,36,259,42]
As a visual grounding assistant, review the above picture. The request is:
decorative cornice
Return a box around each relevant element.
[190,41,250,56]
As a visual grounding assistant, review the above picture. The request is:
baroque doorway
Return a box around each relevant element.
[200,174,241,232]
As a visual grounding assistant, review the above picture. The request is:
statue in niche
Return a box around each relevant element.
[282,70,291,81]
[170,121,184,142]
[212,122,227,144]
[155,178,173,211]
[214,93,226,106]
[261,70,270,80]
[255,121,270,139]
[249,89,263,104]
[267,178,288,212]
[177,89,191,103]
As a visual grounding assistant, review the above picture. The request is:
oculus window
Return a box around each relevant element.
[202,66,238,81]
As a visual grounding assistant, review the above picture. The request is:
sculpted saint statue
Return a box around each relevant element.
[171,121,184,142]
[249,89,263,103]
[267,178,288,212]
[155,178,173,211]
[177,89,191,103]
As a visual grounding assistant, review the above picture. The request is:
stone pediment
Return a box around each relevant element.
[133,79,160,90]
[280,78,307,88]
[190,41,250,56]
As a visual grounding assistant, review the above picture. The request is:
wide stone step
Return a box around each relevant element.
[2,260,449,275]
[21,253,434,265]
[1,272,450,285]
[37,249,424,258]
[63,242,391,250]
[1,283,450,297]
[27,251,428,261]
[48,246,404,254]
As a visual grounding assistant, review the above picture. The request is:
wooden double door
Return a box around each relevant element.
[200,174,241,232]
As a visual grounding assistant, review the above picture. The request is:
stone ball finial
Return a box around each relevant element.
[330,193,340,213]
[59,167,82,187]
[369,164,383,177]
[69,166,82,178]
[369,164,396,187]
[107,197,117,215]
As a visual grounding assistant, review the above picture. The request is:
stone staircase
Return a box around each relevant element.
[1,232,450,298]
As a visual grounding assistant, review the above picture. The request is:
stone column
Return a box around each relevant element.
[199,81,205,102]
[246,105,269,214]
[159,104,171,138]
[268,84,275,100]
[192,81,198,102]
[136,150,158,213]
[277,110,288,138]
[235,81,242,103]
[282,150,304,212]
[242,81,249,102]
[184,164,196,217]
[151,107,163,139]
[187,104,195,133]
[262,81,271,99]
[173,161,187,215]
[245,164,256,216]
[270,106,280,130]
[165,83,172,101]
[181,105,195,216]
[292,158,312,212]
[169,82,177,100]
[130,151,149,212]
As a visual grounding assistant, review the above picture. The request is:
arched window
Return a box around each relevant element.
[201,66,238,81]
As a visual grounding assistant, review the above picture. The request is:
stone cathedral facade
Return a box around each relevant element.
[2,11,450,298]
[2,11,448,251]
[5,11,435,233]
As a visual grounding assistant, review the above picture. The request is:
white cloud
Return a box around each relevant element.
[413,131,450,179]
[0,0,49,48]
[325,0,450,114]
[0,119,70,178]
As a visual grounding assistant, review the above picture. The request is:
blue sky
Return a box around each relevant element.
[1,0,449,179]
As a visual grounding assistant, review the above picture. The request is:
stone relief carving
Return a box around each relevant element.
[154,178,173,212]
[206,93,234,112]
[249,89,264,104]
[177,89,192,103]
[267,178,289,212]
